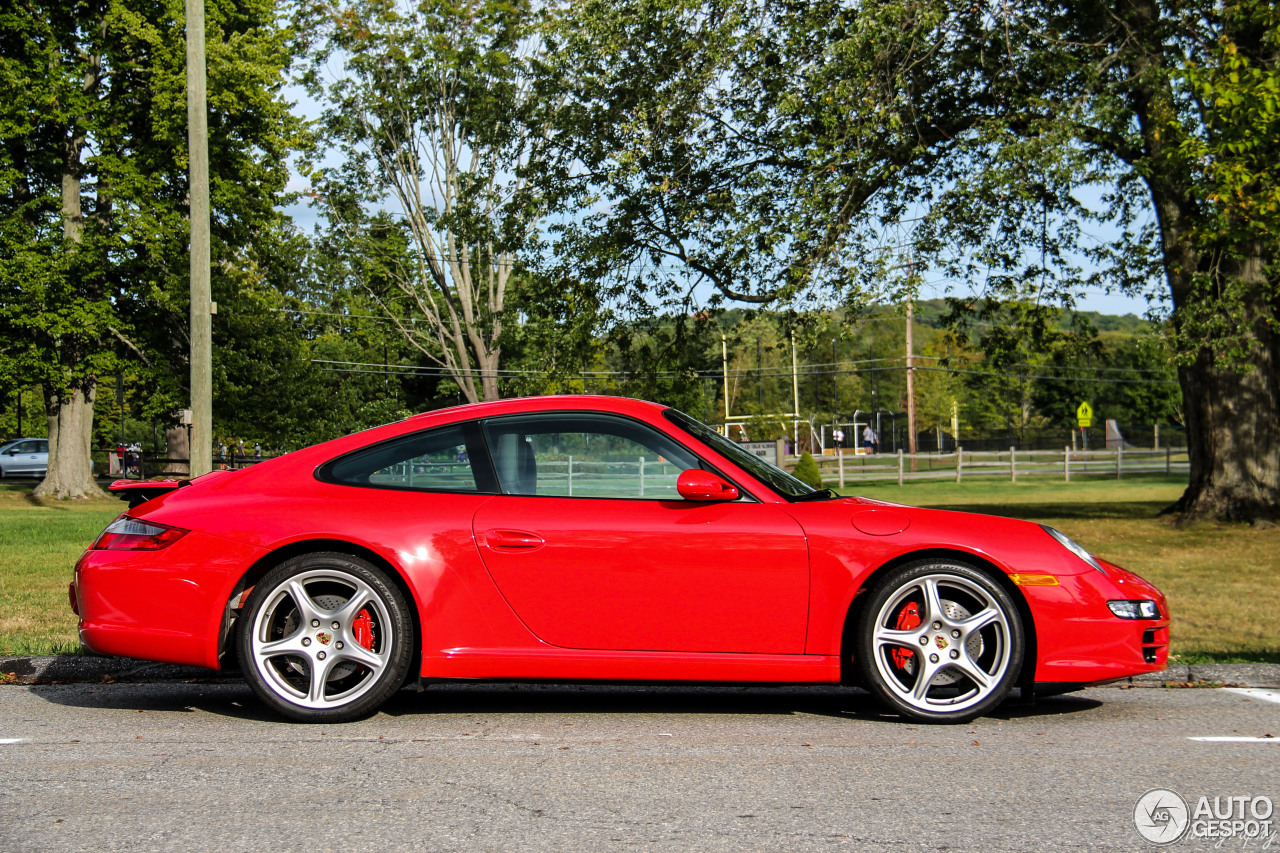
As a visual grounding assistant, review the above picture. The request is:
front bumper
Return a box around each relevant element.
[1024,558,1170,685]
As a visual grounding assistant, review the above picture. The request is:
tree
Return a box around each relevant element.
[0,1,121,498]
[832,0,1280,519]
[297,0,561,404]
[0,0,302,497]
[542,0,955,316]
[549,0,1278,522]
[940,299,1104,442]
[932,0,1279,521]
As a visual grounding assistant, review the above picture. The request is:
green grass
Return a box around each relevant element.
[1,476,1276,662]
[0,485,120,656]
[841,475,1280,663]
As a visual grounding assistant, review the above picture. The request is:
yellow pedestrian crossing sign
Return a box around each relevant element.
[1076,402,1093,428]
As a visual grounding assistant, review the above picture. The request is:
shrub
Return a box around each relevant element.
[792,451,823,489]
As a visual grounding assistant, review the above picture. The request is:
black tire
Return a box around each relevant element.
[856,559,1024,723]
[238,552,413,722]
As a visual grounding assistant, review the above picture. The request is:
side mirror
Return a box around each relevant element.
[676,469,739,502]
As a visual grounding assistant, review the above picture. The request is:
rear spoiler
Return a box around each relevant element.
[108,479,187,508]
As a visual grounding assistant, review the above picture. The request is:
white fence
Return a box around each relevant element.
[789,446,1190,488]
[536,458,683,498]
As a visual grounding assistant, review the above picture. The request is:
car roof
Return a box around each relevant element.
[403,395,668,425]
[0,437,44,448]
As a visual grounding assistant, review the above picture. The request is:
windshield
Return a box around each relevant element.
[663,408,821,500]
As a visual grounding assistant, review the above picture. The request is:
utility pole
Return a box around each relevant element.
[721,333,730,420]
[831,338,839,425]
[187,0,212,477]
[790,331,800,451]
[757,337,763,409]
[869,341,878,425]
[906,296,917,472]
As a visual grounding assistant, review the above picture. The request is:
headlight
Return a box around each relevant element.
[1108,600,1161,619]
[1040,525,1107,575]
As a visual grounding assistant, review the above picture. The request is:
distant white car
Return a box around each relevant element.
[0,437,49,478]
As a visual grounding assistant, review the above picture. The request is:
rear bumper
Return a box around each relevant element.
[73,532,264,669]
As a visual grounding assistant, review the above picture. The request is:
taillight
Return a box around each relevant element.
[91,516,188,550]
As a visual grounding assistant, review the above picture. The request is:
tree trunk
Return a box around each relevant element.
[1167,255,1280,524]
[32,384,105,501]
[478,344,501,402]
[1119,0,1280,523]
[164,425,190,475]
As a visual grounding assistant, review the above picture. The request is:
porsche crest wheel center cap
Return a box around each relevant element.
[935,634,950,650]
[315,632,332,646]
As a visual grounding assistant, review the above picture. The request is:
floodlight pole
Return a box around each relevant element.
[187,0,212,477]
[906,296,917,472]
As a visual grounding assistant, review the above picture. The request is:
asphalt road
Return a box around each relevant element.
[1,682,1277,853]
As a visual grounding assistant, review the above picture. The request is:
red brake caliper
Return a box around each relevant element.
[353,608,375,650]
[891,601,921,670]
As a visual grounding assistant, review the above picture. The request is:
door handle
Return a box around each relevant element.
[484,529,545,551]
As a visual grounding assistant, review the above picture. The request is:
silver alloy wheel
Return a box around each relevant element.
[249,567,396,710]
[869,572,1014,716]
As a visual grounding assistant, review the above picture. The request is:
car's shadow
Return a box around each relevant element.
[26,679,1103,723]
[926,500,1172,521]
[27,680,282,722]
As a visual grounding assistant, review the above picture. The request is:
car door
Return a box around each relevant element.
[471,413,810,654]
[7,440,42,475]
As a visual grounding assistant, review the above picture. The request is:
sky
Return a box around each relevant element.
[281,85,1157,322]
[918,270,1153,317]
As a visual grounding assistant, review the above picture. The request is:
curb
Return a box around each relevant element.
[0,655,232,684]
[3,655,1279,688]
[1124,663,1280,689]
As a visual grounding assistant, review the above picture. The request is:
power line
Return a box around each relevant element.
[271,307,424,323]
[911,365,1178,386]
[313,358,1179,387]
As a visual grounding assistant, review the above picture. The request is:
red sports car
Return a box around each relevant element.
[71,396,1168,723]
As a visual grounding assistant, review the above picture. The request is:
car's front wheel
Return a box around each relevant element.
[239,553,413,722]
[857,560,1024,723]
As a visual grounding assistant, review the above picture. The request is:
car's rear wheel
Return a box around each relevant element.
[857,560,1023,723]
[239,553,413,722]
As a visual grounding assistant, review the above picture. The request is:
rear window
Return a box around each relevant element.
[317,425,486,493]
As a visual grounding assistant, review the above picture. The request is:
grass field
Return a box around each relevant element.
[0,485,120,656]
[1,475,1276,662]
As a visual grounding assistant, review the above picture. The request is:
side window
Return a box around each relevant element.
[15,441,39,453]
[36,440,48,453]
[319,425,482,493]
[482,414,704,499]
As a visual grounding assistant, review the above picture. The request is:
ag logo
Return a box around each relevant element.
[1134,788,1190,844]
